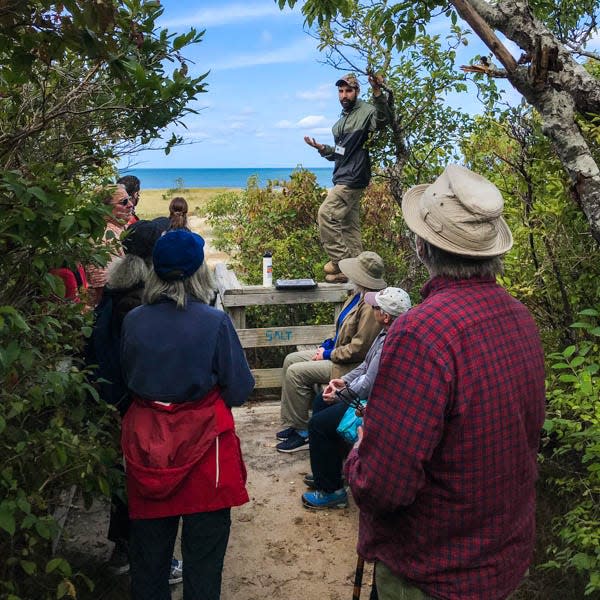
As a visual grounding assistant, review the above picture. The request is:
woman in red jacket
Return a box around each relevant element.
[120,229,254,600]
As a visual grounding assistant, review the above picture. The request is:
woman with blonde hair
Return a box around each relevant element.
[120,230,254,600]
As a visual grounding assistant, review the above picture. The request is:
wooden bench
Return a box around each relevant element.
[213,263,353,388]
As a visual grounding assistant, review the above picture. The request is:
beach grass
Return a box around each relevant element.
[136,187,240,220]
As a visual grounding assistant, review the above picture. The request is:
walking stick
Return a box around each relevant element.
[352,554,365,600]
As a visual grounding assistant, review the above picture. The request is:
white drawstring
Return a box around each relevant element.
[215,435,220,488]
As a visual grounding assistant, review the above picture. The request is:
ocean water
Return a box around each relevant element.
[119,167,334,190]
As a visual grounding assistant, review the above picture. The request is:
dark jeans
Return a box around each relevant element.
[107,463,129,545]
[309,394,348,492]
[130,508,231,600]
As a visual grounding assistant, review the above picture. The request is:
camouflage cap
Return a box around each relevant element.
[335,73,360,90]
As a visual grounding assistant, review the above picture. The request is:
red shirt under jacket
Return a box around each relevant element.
[345,276,546,600]
[122,388,249,519]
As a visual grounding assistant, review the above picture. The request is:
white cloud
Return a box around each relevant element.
[297,115,327,127]
[275,115,329,130]
[211,37,316,70]
[308,127,332,136]
[296,84,333,101]
[162,3,294,28]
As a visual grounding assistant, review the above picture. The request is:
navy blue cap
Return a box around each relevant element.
[153,230,205,281]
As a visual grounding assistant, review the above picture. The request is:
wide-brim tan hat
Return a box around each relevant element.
[402,164,513,257]
[339,251,386,290]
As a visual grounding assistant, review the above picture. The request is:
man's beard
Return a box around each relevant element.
[340,98,356,112]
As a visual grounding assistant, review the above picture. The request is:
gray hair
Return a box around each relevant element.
[417,237,504,279]
[107,254,149,290]
[143,262,216,309]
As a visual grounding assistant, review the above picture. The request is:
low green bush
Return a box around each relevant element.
[542,309,600,596]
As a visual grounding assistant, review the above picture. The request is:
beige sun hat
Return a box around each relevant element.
[401,164,513,257]
[339,251,386,290]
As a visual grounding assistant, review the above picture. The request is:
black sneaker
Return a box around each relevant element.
[107,540,129,575]
[303,473,315,488]
[276,426,296,441]
[276,432,309,453]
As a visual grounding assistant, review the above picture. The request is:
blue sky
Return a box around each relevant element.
[124,1,597,170]
[126,1,336,169]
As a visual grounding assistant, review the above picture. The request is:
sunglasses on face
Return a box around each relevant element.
[117,196,131,206]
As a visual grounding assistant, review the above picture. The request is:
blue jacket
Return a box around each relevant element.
[121,298,254,407]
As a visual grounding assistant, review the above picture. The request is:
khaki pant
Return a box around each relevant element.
[279,350,332,430]
[317,184,364,264]
[375,562,434,600]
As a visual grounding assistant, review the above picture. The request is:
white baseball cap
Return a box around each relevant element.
[364,287,411,316]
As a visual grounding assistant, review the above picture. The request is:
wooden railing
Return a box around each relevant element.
[213,263,353,388]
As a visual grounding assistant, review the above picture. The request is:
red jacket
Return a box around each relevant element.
[122,388,248,519]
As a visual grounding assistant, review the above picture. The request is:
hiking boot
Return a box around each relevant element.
[276,426,296,441]
[302,488,348,510]
[276,431,309,453]
[303,473,315,488]
[324,261,341,275]
[169,558,183,585]
[107,540,129,575]
[325,272,349,283]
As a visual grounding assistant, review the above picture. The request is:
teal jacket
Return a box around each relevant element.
[319,95,392,189]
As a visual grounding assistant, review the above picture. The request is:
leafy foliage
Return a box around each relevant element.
[463,106,600,347]
[542,310,600,595]
[0,1,206,597]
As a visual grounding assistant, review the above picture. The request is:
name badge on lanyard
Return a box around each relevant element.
[335,145,346,156]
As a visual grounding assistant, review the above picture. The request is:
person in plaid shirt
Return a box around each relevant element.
[344,165,546,600]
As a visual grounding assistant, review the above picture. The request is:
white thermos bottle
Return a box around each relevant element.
[262,251,273,287]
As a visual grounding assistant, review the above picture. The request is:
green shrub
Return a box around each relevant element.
[0,300,120,600]
[542,309,600,595]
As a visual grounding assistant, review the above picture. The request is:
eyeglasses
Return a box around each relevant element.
[117,196,131,206]
[335,387,365,415]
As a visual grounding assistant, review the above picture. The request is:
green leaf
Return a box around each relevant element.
[27,186,48,202]
[20,560,37,575]
[35,519,52,540]
[46,558,72,577]
[97,476,110,496]
[59,215,75,233]
[0,506,16,536]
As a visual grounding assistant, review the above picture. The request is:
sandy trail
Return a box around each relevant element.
[62,402,369,599]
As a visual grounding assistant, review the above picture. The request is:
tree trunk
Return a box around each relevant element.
[450,0,600,245]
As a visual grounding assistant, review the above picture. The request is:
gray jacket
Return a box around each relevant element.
[319,95,393,189]
[342,330,386,399]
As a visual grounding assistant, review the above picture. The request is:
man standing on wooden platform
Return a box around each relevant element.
[304,72,393,282]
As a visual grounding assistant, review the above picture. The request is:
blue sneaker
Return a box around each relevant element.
[302,488,348,510]
[169,558,183,585]
[276,431,309,453]
[276,426,296,441]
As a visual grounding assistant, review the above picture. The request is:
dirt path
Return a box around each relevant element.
[62,402,368,599]
[188,215,228,267]
[220,401,368,600]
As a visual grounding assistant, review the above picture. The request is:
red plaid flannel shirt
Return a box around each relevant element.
[345,276,546,600]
